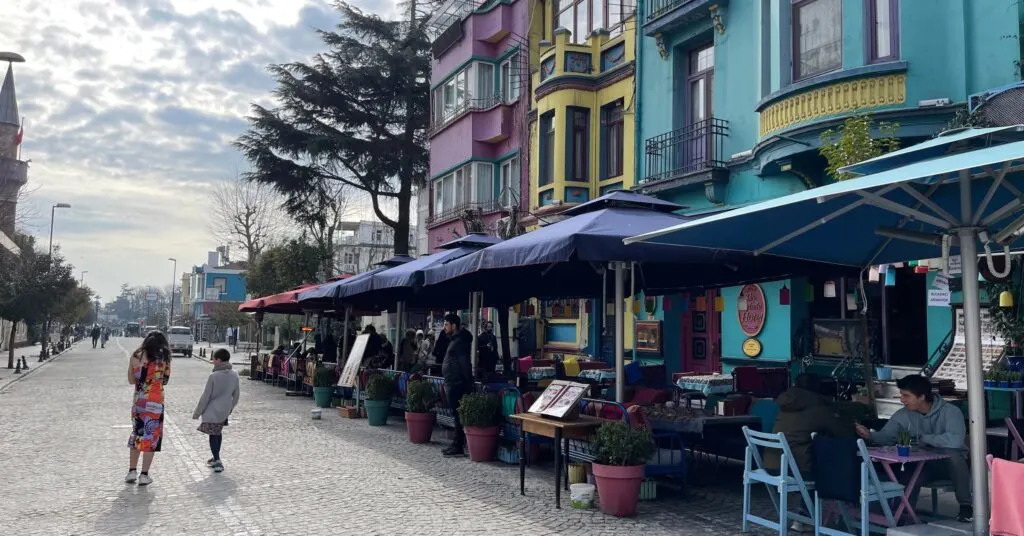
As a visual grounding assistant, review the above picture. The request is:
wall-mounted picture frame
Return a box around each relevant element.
[635,320,663,355]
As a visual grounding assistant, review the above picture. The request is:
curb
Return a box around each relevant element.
[0,342,81,393]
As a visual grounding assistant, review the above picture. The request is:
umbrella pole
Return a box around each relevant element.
[614,262,625,403]
[394,301,405,370]
[957,226,990,534]
[470,292,480,378]
[342,306,350,362]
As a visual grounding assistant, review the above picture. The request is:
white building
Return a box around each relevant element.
[335,220,418,275]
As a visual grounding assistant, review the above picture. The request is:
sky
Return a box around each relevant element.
[4,0,402,303]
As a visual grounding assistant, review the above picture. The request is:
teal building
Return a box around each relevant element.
[628,0,1024,381]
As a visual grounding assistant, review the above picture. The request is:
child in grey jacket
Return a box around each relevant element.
[193,349,240,472]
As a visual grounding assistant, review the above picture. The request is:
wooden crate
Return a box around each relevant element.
[338,406,361,419]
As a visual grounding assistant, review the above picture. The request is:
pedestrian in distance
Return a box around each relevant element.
[192,348,240,473]
[441,313,473,457]
[91,325,101,349]
[101,327,110,348]
[126,331,172,486]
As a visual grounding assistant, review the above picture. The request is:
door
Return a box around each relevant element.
[683,290,722,374]
[684,44,714,171]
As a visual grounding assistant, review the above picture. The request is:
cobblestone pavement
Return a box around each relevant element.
[0,338,786,536]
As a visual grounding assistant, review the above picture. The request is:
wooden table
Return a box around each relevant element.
[867,446,951,525]
[509,413,603,509]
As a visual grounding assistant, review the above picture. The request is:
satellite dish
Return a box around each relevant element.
[0,52,26,63]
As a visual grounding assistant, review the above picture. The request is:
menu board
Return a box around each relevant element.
[930,308,1005,391]
[337,334,369,388]
[528,380,590,419]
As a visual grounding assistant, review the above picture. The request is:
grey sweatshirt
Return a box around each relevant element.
[869,396,966,450]
[193,362,241,424]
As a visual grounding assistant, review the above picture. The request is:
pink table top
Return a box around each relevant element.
[867,446,951,463]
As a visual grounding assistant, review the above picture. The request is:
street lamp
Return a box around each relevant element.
[168,258,177,325]
[48,203,71,258]
[80,270,87,285]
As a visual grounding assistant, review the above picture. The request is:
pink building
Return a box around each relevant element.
[425,0,529,251]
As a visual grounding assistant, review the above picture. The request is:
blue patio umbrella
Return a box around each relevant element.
[625,128,1024,532]
[297,255,415,306]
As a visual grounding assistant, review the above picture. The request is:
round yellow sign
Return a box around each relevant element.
[742,338,762,358]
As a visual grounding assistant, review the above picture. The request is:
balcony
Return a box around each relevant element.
[643,0,726,37]
[0,155,28,188]
[428,94,502,137]
[641,118,728,188]
[427,199,502,225]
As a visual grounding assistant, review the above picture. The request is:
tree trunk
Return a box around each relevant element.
[497,304,512,378]
[391,0,417,259]
[8,322,17,369]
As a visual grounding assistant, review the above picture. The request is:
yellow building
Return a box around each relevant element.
[524,5,638,358]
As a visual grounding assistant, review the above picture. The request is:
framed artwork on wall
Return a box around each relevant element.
[636,320,663,355]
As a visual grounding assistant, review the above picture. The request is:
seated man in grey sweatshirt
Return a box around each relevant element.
[855,374,971,522]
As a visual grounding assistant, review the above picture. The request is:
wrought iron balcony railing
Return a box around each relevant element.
[646,0,705,24]
[642,118,728,184]
[428,94,502,136]
[427,199,501,224]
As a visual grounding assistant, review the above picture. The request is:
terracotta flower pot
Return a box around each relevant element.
[464,425,499,462]
[405,411,435,444]
[592,462,645,517]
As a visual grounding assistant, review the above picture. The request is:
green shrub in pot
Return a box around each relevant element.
[366,374,395,401]
[313,366,336,388]
[457,392,500,427]
[406,380,438,413]
[593,421,656,466]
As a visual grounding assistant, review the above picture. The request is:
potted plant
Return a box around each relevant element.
[364,374,395,426]
[591,421,656,517]
[1012,371,1023,389]
[985,369,998,388]
[312,366,336,408]
[457,393,501,462]
[896,431,912,457]
[405,380,438,444]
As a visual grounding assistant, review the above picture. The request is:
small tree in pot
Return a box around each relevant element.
[312,366,336,408]
[591,421,656,517]
[364,374,395,426]
[457,392,501,462]
[405,380,438,443]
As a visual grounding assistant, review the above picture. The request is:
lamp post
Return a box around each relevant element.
[80,270,87,285]
[168,258,177,325]
[48,203,71,258]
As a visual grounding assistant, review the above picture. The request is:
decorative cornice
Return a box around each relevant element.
[535,61,635,100]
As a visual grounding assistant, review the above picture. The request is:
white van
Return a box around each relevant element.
[167,326,194,357]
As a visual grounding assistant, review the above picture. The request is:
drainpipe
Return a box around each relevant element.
[634,0,644,188]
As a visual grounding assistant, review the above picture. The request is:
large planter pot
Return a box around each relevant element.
[464,425,499,462]
[405,411,435,444]
[364,399,391,426]
[312,387,334,408]
[592,462,645,517]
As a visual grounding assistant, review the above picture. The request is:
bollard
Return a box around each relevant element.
[21,356,28,370]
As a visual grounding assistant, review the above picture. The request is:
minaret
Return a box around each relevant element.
[0,52,27,235]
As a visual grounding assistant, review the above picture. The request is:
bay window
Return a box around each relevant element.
[430,61,501,127]
[431,162,498,220]
[556,0,635,43]
[793,0,842,80]
[500,53,521,103]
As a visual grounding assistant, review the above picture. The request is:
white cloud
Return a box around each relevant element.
[6,0,402,303]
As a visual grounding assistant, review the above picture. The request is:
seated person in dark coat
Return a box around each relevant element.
[763,373,855,477]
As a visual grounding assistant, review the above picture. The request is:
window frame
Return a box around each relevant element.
[791,0,843,82]
[600,100,624,179]
[500,53,521,104]
[539,112,556,186]
[866,0,899,63]
[567,107,590,182]
[556,0,635,44]
[499,157,520,206]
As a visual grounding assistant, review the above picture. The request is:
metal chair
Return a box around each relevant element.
[741,426,815,534]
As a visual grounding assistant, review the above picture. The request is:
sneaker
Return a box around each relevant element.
[137,473,153,486]
[957,505,973,523]
[790,521,810,533]
[442,446,465,457]
[124,470,137,483]
[211,461,224,473]
[206,458,215,467]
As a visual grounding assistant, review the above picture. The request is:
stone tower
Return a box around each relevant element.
[0,53,27,235]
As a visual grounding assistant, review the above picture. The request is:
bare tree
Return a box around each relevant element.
[285,179,355,279]
[207,174,284,264]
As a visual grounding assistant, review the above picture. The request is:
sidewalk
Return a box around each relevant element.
[0,342,74,393]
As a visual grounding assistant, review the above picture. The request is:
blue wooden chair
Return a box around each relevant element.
[741,426,815,534]
[812,437,903,535]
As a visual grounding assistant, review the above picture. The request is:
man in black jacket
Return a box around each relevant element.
[441,313,473,457]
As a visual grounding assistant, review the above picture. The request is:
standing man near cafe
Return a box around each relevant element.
[441,313,473,457]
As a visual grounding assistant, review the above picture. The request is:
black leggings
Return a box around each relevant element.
[209,434,222,460]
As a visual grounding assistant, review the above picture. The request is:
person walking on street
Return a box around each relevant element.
[101,327,110,348]
[91,325,101,349]
[441,313,473,457]
[192,348,240,473]
[126,331,172,485]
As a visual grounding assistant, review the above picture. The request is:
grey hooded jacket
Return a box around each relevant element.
[193,362,241,424]
[869,396,966,450]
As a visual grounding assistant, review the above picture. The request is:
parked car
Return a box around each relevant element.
[167,326,194,357]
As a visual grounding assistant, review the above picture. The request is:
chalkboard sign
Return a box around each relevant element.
[337,334,369,388]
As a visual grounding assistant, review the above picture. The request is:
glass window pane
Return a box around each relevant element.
[477,63,494,103]
[475,163,493,203]
[434,181,443,213]
[455,70,466,107]
[874,0,891,59]
[500,61,511,101]
[593,0,603,31]
[559,8,574,36]
[442,175,454,212]
[455,168,465,206]
[795,0,842,79]
[576,1,589,42]
[690,78,706,122]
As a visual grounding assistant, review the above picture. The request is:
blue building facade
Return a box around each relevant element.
[632,0,1023,377]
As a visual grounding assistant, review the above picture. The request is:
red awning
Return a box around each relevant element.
[238,276,355,316]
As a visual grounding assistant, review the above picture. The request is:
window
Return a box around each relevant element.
[499,157,520,206]
[430,62,499,127]
[539,112,555,186]
[474,162,494,203]
[431,163,497,219]
[474,62,495,104]
[212,277,226,295]
[867,0,898,62]
[600,100,624,179]
[500,53,521,103]
[567,107,589,182]
[556,0,635,43]
[793,0,842,80]
[374,229,383,242]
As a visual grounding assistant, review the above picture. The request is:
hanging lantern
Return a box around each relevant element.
[823,280,837,298]
[908,260,918,267]
[738,295,748,311]
[868,266,880,282]
[714,295,725,312]
[884,266,896,287]
[915,264,930,274]
[779,285,791,305]
[631,299,640,314]
[527,303,536,316]
[695,295,707,312]
[846,293,857,311]
[1000,290,1015,308]
[804,283,815,302]
[979,272,987,282]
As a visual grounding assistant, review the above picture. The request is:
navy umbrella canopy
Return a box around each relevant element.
[422,191,847,304]
[297,255,414,307]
